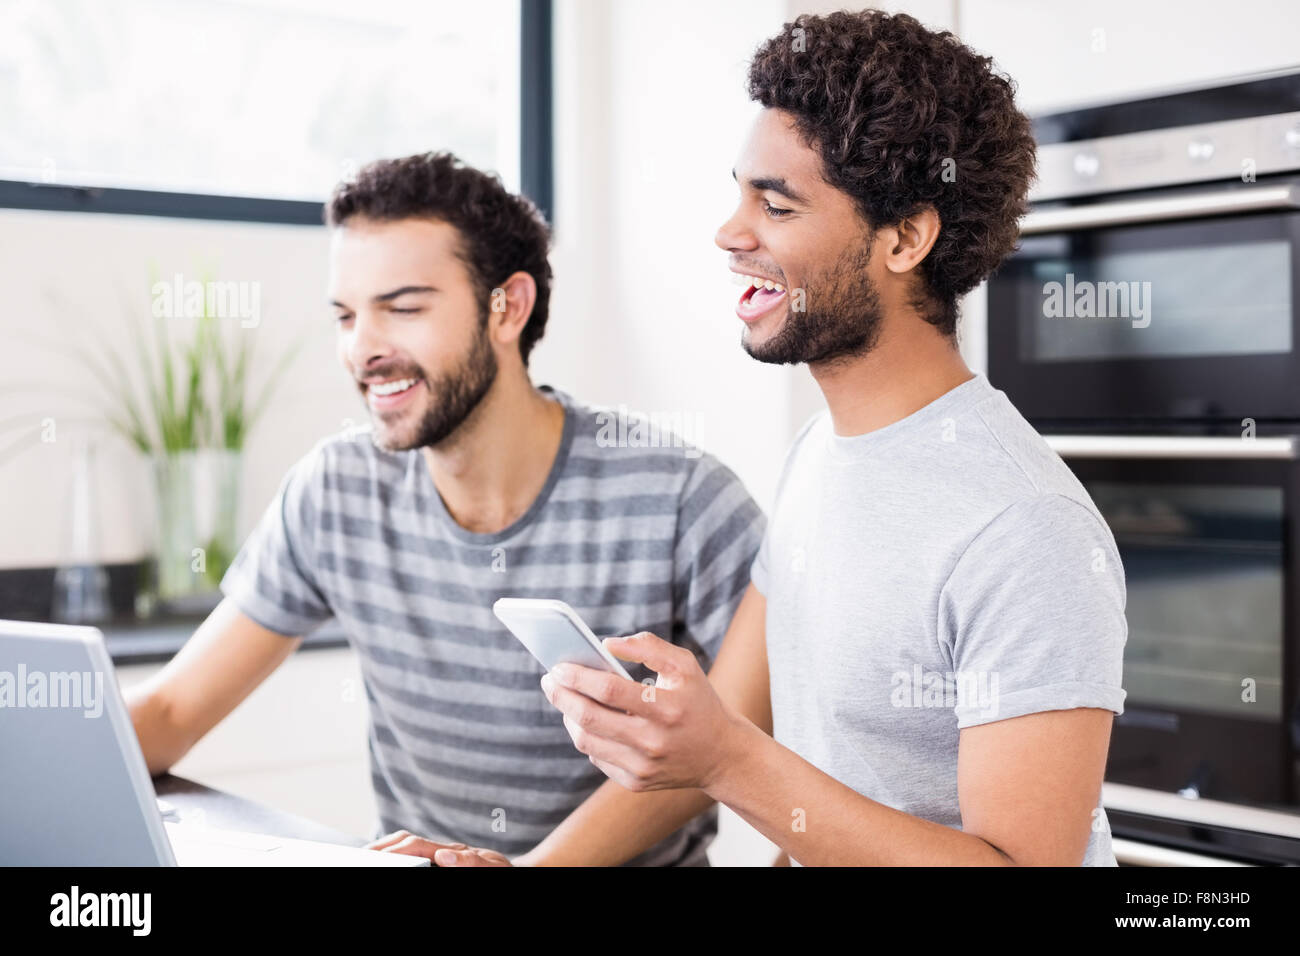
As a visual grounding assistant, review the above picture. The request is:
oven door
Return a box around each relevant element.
[1047,435,1300,820]
[989,179,1300,422]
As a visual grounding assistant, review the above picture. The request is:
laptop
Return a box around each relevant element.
[0,619,427,866]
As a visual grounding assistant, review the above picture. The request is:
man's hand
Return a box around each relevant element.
[366,831,513,866]
[539,631,748,793]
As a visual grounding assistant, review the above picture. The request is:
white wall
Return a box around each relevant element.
[960,0,1300,115]
[542,0,800,514]
[0,209,353,569]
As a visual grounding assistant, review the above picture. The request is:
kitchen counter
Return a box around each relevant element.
[104,615,348,664]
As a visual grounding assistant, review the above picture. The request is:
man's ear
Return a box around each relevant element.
[882,206,941,275]
[488,271,537,347]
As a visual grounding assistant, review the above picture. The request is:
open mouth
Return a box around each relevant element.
[364,375,425,411]
[734,273,789,323]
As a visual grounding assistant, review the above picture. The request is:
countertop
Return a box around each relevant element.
[105,615,348,664]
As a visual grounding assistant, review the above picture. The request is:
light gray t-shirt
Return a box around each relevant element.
[751,374,1127,866]
[220,385,765,866]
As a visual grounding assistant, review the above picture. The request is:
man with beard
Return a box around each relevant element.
[125,152,765,866]
[455,10,1128,867]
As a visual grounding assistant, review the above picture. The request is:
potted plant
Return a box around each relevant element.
[75,270,305,614]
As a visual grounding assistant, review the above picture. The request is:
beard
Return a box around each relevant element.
[742,239,883,367]
[371,312,498,452]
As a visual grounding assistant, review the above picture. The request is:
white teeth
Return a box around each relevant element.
[370,377,417,396]
[733,274,787,293]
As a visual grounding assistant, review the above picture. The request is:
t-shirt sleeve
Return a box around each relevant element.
[939,492,1127,729]
[672,454,766,667]
[219,441,334,637]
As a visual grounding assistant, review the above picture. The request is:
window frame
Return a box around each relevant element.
[0,0,553,227]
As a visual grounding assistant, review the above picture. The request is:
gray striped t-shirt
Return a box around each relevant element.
[219,385,765,865]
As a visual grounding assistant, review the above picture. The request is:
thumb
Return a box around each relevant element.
[603,631,687,679]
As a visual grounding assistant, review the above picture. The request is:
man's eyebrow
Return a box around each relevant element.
[732,168,809,205]
[374,285,437,303]
[329,285,438,309]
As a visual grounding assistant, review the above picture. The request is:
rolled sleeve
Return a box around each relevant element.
[939,493,1128,729]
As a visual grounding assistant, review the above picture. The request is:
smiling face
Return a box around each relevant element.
[330,216,497,452]
[716,108,888,366]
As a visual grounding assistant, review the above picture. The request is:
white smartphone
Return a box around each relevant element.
[492,598,633,680]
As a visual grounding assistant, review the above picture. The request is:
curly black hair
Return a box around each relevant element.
[326,152,553,366]
[748,9,1036,337]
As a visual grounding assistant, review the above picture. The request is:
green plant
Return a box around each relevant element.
[207,304,309,452]
[68,268,309,456]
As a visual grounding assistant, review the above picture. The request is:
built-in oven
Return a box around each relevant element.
[987,70,1300,864]
[1045,433,1300,864]
[989,69,1300,425]
[991,179,1300,422]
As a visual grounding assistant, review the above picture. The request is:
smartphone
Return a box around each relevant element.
[492,598,633,680]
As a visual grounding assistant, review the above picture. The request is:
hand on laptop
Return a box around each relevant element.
[366,831,513,866]
[539,631,745,793]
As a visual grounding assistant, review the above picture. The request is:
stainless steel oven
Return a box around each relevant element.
[987,71,1300,863]
[1046,433,1300,864]
[989,69,1300,425]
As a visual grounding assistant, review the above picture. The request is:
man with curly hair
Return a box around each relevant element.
[528,9,1129,867]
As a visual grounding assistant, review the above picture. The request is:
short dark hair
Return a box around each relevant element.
[747,10,1036,336]
[326,152,553,365]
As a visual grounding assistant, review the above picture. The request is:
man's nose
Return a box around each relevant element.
[715,206,759,253]
[344,312,391,372]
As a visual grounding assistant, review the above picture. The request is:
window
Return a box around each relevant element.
[0,0,550,220]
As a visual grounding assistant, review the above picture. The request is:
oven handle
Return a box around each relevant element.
[1044,435,1298,460]
[1105,782,1300,841]
[1111,839,1253,867]
[1020,183,1300,235]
